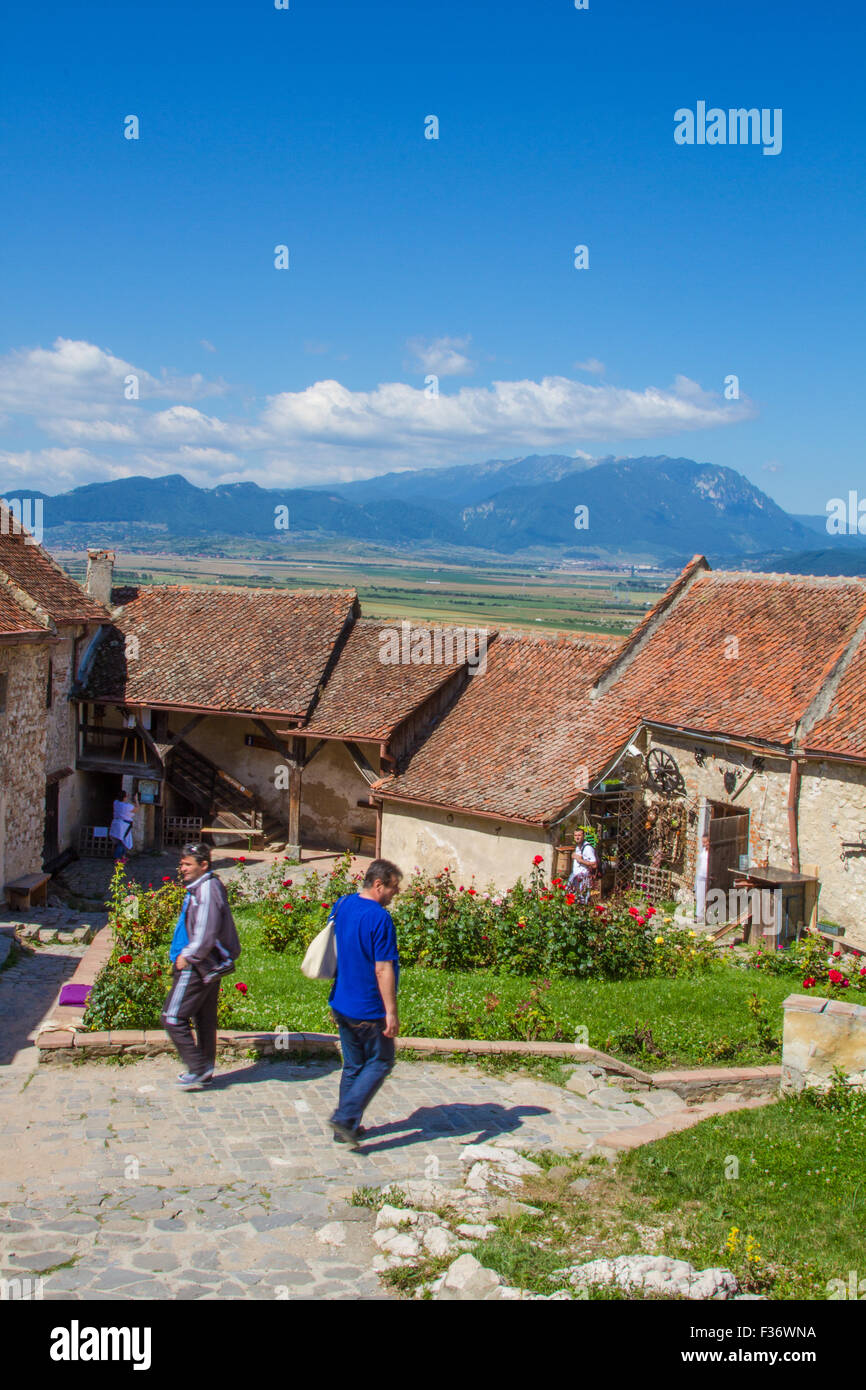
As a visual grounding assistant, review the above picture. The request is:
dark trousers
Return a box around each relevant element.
[331,1012,395,1131]
[161,965,220,1076]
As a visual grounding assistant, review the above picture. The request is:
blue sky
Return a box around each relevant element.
[1,0,863,512]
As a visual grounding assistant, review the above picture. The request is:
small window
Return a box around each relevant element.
[46,658,54,709]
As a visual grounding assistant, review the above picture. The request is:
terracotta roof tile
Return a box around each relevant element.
[304,618,482,740]
[380,630,622,823]
[804,636,866,759]
[601,569,866,747]
[82,585,358,717]
[0,519,109,626]
[0,585,46,639]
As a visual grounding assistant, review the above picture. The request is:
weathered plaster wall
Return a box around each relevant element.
[301,740,379,849]
[184,719,376,848]
[0,642,50,890]
[381,800,548,888]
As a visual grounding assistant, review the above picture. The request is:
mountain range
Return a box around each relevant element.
[3,454,862,571]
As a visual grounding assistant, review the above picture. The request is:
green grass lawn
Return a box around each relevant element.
[226,906,793,1069]
[459,1093,866,1299]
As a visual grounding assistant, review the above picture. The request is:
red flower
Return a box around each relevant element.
[636,917,646,927]
[118,954,132,965]
[482,934,489,941]
[282,879,293,887]
[833,951,842,958]
[828,969,845,984]
[594,905,605,913]
[468,888,476,896]
[162,876,171,882]
[282,903,293,911]
[552,878,564,888]
[321,902,330,910]
[646,906,656,917]
[533,855,544,865]
[566,893,576,905]
[235,982,248,995]
[803,977,817,988]
[860,966,866,977]
[236,856,246,864]
[628,907,639,918]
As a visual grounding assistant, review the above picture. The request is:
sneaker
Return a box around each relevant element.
[329,1120,363,1148]
[176,1070,213,1090]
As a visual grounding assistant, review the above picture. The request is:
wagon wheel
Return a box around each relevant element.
[645,749,685,795]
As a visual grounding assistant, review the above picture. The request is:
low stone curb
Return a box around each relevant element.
[34,915,783,1100]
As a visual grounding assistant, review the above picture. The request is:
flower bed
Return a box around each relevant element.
[257,854,717,980]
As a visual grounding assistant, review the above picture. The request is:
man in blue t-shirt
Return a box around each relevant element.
[328,858,402,1147]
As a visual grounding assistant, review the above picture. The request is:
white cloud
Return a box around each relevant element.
[200,339,217,353]
[0,338,228,418]
[0,336,757,491]
[573,358,606,375]
[406,335,475,376]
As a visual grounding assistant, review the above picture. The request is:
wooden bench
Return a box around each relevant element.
[200,825,265,849]
[5,873,50,911]
[349,827,376,855]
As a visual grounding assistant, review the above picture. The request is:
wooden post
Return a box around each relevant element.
[286,737,303,860]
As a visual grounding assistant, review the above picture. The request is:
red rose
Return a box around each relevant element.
[235,982,248,995]
[566,894,576,905]
[803,977,817,988]
[828,969,844,984]
[860,967,866,977]
[236,856,246,863]
[283,903,293,910]
[118,954,132,964]
[282,879,293,887]
[594,905,605,913]
[636,917,646,927]
[833,951,842,958]
[533,855,544,865]
[162,876,171,882]
[468,888,476,896]
[646,906,656,917]
[321,902,330,909]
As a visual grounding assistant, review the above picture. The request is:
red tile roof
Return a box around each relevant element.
[0,585,45,640]
[803,635,866,759]
[597,569,866,750]
[82,585,358,716]
[304,618,481,740]
[377,630,622,823]
[0,520,109,627]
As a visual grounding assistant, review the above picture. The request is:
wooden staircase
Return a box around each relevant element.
[167,740,265,839]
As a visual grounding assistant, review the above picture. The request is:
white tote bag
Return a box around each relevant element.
[301,913,338,979]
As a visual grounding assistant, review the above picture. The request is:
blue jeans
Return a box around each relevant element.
[331,1011,395,1131]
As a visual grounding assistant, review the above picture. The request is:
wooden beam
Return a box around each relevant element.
[303,739,326,769]
[251,718,290,759]
[168,714,206,747]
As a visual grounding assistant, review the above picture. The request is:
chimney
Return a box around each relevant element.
[85,549,115,608]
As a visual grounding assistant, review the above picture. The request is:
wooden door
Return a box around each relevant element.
[707,810,749,909]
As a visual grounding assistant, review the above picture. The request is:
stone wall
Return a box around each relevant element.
[0,641,50,891]
[644,729,866,946]
[381,800,548,887]
[781,993,866,1091]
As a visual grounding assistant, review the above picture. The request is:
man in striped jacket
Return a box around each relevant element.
[161,842,241,1090]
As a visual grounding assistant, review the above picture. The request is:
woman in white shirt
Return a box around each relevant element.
[109,789,137,860]
[568,828,597,903]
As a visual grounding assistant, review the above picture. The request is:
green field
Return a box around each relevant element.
[58,549,672,636]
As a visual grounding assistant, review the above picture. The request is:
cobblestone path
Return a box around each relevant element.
[0,1048,635,1300]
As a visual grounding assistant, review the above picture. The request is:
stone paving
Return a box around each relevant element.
[0,874,771,1302]
[0,1046,652,1300]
